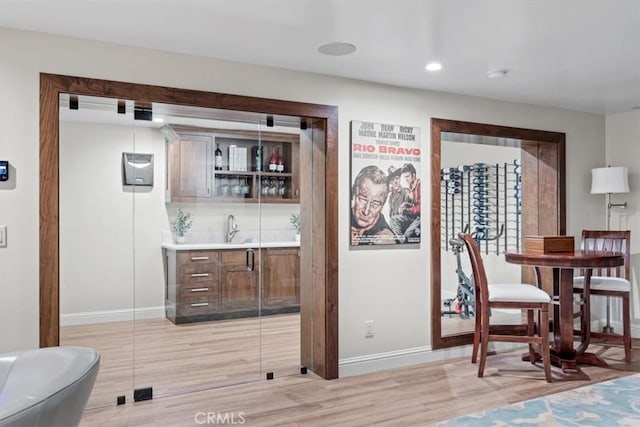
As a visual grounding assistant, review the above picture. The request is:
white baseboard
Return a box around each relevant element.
[339,319,640,378]
[339,342,523,377]
[60,306,165,326]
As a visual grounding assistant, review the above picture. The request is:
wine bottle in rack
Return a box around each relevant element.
[214,143,223,171]
[276,147,284,173]
[268,147,277,172]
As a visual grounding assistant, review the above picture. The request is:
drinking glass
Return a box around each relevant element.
[232,176,242,196]
[268,177,277,196]
[242,177,250,196]
[220,177,230,197]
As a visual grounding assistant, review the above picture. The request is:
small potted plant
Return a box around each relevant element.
[290,211,301,242]
[171,208,192,243]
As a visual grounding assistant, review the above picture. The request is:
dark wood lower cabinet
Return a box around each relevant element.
[220,250,260,312]
[262,248,300,309]
[165,247,299,324]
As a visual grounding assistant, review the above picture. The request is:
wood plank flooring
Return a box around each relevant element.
[61,314,301,409]
[70,315,640,426]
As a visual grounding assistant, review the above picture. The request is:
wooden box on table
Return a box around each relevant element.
[523,235,574,254]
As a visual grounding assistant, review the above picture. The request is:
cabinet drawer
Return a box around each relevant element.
[179,283,218,301]
[221,249,260,266]
[178,251,220,265]
[178,300,218,316]
[182,269,219,285]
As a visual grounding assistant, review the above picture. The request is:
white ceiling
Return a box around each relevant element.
[2,0,639,115]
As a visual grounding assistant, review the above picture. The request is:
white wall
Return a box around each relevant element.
[59,122,163,315]
[0,28,606,365]
[605,110,640,330]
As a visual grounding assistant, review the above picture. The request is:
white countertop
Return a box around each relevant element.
[162,241,300,251]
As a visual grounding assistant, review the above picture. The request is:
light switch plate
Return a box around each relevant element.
[0,225,6,248]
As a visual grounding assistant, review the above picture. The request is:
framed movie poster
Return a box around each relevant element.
[350,120,421,249]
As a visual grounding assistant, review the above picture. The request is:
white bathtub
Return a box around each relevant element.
[0,346,100,427]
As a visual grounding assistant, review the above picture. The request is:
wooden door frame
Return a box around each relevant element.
[39,73,339,379]
[431,118,565,349]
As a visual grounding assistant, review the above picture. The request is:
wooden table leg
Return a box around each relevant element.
[576,269,593,355]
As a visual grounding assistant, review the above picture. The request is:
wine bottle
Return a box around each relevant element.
[268,147,277,172]
[214,143,223,171]
[276,147,284,173]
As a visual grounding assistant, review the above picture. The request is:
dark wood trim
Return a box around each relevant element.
[39,73,338,379]
[39,74,60,348]
[325,109,339,379]
[431,118,566,350]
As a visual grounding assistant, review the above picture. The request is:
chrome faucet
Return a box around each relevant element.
[226,214,239,242]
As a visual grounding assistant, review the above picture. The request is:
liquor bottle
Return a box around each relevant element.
[214,143,223,171]
[252,146,263,172]
[276,147,284,173]
[268,147,277,172]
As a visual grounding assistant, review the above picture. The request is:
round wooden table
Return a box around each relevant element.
[505,250,624,371]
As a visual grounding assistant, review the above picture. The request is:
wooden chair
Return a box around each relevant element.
[459,233,552,382]
[573,230,632,362]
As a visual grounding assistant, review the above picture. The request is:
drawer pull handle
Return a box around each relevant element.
[190,302,209,307]
[191,273,209,277]
[191,256,209,261]
[190,288,209,292]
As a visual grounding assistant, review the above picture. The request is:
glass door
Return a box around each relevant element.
[58,97,308,406]
[131,104,264,399]
[58,94,136,408]
[257,116,302,380]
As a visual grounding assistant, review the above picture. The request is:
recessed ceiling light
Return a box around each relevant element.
[425,62,442,72]
[488,69,508,79]
[317,42,356,56]
[153,117,164,123]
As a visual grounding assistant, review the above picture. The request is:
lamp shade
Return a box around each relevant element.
[591,166,630,194]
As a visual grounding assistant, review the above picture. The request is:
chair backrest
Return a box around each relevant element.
[459,233,489,308]
[580,229,631,279]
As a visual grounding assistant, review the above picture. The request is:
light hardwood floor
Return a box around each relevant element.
[71,315,640,426]
[61,314,301,409]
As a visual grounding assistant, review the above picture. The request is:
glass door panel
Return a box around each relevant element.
[132,104,263,398]
[58,94,135,408]
[257,116,302,380]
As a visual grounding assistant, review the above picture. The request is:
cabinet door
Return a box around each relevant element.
[262,248,300,309]
[175,134,212,198]
[220,250,259,311]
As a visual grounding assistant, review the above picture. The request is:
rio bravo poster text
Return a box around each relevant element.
[350,120,421,249]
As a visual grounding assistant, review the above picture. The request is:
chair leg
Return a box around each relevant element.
[478,306,490,378]
[623,295,632,363]
[471,300,481,364]
[540,307,552,383]
[527,310,536,364]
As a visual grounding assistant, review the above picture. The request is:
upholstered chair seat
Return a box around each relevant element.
[573,276,631,293]
[489,284,551,303]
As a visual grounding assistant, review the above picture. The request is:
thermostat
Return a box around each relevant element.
[0,161,8,181]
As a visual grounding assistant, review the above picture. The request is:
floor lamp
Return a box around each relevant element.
[590,165,630,333]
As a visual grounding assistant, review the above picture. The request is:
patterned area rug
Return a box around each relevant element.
[437,373,640,426]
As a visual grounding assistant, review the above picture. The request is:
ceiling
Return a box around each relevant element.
[2,0,639,115]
